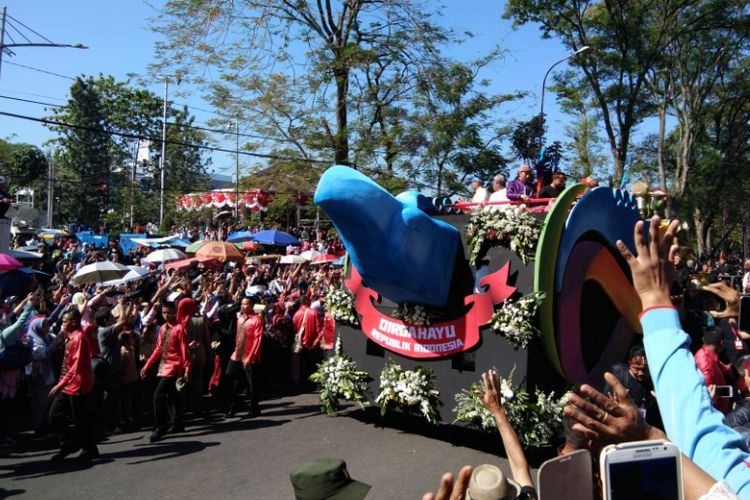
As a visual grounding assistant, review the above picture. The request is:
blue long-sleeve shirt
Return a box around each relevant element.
[642,307,750,494]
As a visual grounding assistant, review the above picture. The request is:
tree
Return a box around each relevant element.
[46,76,212,230]
[0,140,48,190]
[405,58,518,196]
[150,0,453,169]
[47,77,113,227]
[504,0,707,182]
[510,115,545,166]
[550,70,607,180]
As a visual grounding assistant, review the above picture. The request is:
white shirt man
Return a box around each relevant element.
[488,174,509,205]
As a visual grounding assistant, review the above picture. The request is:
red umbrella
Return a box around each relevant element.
[0,253,23,271]
[311,254,337,265]
[235,241,257,252]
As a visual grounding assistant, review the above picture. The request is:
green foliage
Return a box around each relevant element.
[406,57,518,196]
[0,141,48,190]
[510,115,545,165]
[45,75,211,229]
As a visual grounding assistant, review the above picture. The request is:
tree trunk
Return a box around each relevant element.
[334,69,350,166]
[693,208,705,257]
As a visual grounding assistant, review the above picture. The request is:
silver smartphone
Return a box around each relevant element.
[599,440,683,500]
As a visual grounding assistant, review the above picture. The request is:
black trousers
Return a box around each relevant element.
[153,376,184,433]
[224,360,258,412]
[49,392,97,453]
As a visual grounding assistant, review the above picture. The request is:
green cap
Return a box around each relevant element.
[290,458,371,500]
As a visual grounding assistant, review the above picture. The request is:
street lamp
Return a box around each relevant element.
[0,6,88,81]
[537,45,590,151]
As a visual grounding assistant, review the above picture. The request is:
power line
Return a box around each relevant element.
[0,109,330,164]
[4,61,75,80]
[0,94,300,144]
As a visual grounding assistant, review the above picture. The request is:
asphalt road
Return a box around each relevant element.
[0,392,533,499]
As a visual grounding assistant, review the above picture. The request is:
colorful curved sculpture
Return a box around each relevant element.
[535,186,645,384]
[314,166,459,307]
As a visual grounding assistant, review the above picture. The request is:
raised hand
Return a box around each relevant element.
[616,216,681,310]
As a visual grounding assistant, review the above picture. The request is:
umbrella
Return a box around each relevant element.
[20,267,51,277]
[227,231,255,243]
[99,265,151,286]
[38,229,69,240]
[311,254,337,265]
[235,241,257,252]
[144,248,187,263]
[0,253,23,271]
[8,249,43,260]
[196,241,243,262]
[280,254,306,264]
[162,238,192,248]
[164,256,220,271]
[184,240,207,253]
[251,230,300,246]
[72,261,130,285]
[300,250,323,261]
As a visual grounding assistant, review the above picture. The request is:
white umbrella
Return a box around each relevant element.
[144,248,187,263]
[100,265,152,287]
[300,250,323,261]
[280,254,306,264]
[73,261,130,285]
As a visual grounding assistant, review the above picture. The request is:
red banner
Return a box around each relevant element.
[344,263,516,359]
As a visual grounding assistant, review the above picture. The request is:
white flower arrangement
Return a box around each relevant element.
[453,370,567,447]
[324,286,360,327]
[375,359,441,424]
[490,291,546,349]
[466,205,543,265]
[391,303,433,326]
[309,338,370,415]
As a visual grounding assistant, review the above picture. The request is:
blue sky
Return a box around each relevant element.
[0,0,581,181]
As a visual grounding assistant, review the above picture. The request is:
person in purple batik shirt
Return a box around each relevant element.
[505,164,535,201]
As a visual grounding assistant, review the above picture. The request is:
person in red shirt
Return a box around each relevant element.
[140,300,192,442]
[48,309,99,462]
[292,296,321,387]
[694,326,734,413]
[224,295,263,418]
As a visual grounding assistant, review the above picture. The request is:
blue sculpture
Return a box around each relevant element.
[314,166,459,307]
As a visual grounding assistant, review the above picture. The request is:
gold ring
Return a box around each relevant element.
[601,412,609,423]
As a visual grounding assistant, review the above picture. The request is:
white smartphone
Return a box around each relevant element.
[600,440,683,500]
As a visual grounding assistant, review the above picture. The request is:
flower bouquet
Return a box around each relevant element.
[489,291,546,349]
[309,338,370,415]
[466,206,543,265]
[453,369,567,447]
[324,286,360,327]
[375,359,441,424]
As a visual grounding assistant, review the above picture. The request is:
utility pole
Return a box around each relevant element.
[235,120,240,224]
[46,158,54,227]
[159,77,168,229]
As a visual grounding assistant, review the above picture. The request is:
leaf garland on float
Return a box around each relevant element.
[453,368,568,447]
[376,359,441,424]
[309,338,370,415]
[466,206,544,266]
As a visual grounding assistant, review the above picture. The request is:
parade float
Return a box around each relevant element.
[310,165,651,443]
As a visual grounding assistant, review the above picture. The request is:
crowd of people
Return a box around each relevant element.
[0,224,347,460]
[5,197,750,498]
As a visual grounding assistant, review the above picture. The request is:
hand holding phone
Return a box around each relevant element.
[600,440,683,500]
